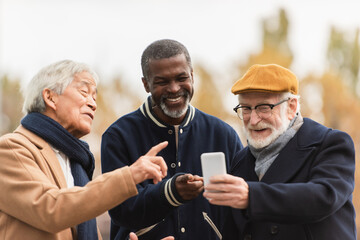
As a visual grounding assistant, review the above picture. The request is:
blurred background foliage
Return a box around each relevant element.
[1,8,359,239]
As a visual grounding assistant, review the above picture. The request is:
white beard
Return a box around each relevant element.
[160,95,190,119]
[243,111,291,149]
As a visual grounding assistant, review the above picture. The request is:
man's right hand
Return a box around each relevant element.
[175,174,204,201]
[203,174,249,209]
[129,141,168,184]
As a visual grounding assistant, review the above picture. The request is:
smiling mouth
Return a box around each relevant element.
[250,128,268,134]
[166,96,182,102]
[254,128,265,131]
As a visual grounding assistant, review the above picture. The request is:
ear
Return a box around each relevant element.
[287,98,298,120]
[190,71,194,84]
[42,88,58,111]
[142,77,150,93]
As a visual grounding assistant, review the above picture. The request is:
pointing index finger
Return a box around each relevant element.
[145,141,168,156]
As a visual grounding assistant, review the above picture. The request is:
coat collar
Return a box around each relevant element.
[262,118,329,183]
[15,125,68,188]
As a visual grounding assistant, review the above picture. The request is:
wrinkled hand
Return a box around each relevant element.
[129,232,174,240]
[203,174,249,209]
[130,141,168,184]
[175,174,204,201]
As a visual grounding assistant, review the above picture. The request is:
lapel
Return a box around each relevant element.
[260,138,315,183]
[231,144,315,184]
[15,125,68,188]
[260,118,328,183]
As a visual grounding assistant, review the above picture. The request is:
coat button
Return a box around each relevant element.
[171,163,176,168]
[168,129,173,134]
[244,234,251,240]
[181,227,185,233]
[270,225,279,234]
[180,129,183,134]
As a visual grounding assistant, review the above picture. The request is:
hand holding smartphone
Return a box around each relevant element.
[201,152,227,188]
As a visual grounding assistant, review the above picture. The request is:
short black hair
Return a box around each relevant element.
[141,39,192,80]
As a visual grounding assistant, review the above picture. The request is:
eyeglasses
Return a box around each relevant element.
[233,98,290,120]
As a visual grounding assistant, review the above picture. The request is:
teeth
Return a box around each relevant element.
[167,97,181,102]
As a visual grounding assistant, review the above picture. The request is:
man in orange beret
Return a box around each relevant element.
[203,64,356,240]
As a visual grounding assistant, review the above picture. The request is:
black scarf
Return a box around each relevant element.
[21,112,98,240]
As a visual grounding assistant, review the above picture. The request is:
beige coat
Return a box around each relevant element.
[0,126,138,239]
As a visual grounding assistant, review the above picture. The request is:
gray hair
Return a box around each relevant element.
[141,39,192,81]
[22,59,99,114]
[280,92,301,113]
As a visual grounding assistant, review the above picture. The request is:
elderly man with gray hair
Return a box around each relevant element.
[0,60,169,240]
[204,64,356,240]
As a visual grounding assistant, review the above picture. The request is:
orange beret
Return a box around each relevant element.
[231,64,298,95]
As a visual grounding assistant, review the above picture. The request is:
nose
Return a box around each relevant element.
[167,81,181,93]
[87,96,97,111]
[249,109,261,125]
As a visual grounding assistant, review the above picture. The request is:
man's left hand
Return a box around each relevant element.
[175,174,204,201]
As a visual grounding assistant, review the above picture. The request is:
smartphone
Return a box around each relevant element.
[201,152,227,187]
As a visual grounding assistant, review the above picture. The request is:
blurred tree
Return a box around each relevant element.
[297,74,324,121]
[91,76,143,137]
[300,72,360,138]
[327,27,360,95]
[192,64,230,119]
[239,8,293,75]
[0,76,23,135]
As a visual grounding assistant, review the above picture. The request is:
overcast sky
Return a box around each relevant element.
[1,0,360,92]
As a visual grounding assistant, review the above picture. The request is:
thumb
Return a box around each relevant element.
[129,232,138,240]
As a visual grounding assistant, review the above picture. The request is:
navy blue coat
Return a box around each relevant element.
[222,118,356,240]
[101,97,243,240]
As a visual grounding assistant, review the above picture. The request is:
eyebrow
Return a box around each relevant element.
[79,80,98,94]
[176,72,190,77]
